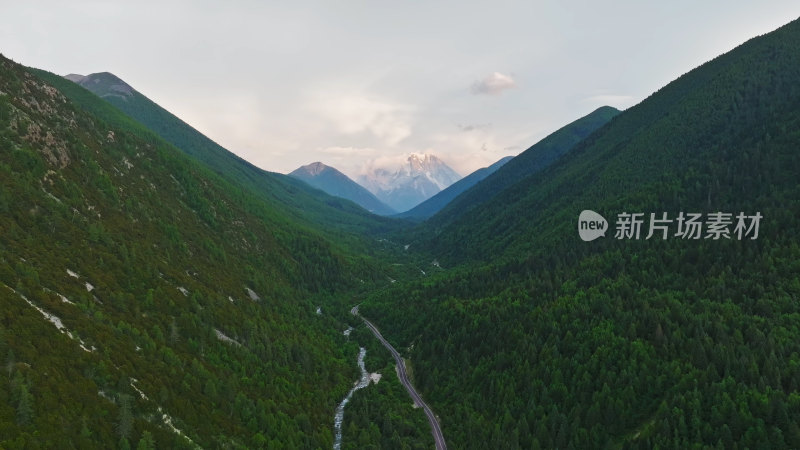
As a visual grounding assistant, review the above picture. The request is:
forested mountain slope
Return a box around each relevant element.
[362,18,800,449]
[32,70,397,238]
[0,54,381,448]
[426,105,619,229]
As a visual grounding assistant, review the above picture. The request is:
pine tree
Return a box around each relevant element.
[16,384,33,426]
[136,431,155,450]
[80,416,92,438]
[5,349,14,378]
[169,319,179,345]
[117,394,133,440]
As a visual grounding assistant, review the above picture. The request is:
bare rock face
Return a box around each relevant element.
[2,66,72,168]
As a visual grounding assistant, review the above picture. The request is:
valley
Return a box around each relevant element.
[2,10,800,450]
[357,309,447,450]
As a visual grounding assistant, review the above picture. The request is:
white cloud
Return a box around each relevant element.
[318,146,378,157]
[420,127,523,176]
[308,147,380,178]
[357,153,411,176]
[308,92,413,146]
[470,72,516,95]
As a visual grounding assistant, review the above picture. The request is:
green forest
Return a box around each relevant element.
[0,53,423,448]
[362,17,800,449]
[2,13,800,450]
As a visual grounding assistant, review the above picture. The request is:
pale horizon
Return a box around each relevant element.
[3,2,799,179]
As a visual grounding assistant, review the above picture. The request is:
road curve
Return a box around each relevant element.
[352,306,447,450]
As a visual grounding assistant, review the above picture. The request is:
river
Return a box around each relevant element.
[333,347,369,450]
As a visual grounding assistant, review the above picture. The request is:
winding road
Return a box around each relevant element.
[352,306,447,450]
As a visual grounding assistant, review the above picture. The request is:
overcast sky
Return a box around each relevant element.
[3,1,799,178]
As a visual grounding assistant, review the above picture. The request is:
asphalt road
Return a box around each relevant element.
[353,306,447,450]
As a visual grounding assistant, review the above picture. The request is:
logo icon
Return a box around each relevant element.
[578,210,608,241]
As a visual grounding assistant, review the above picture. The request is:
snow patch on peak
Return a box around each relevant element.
[357,153,462,211]
[408,152,429,162]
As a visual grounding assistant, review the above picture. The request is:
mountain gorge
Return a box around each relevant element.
[3,13,800,450]
[0,54,413,448]
[357,153,461,213]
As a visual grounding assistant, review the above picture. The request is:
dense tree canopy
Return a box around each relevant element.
[2,13,800,450]
[362,17,800,449]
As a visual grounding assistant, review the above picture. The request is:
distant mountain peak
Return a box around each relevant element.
[357,153,461,212]
[298,161,328,176]
[289,162,396,215]
[408,153,435,163]
[65,71,134,100]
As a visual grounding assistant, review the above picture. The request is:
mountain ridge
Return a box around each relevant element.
[39,70,398,239]
[289,162,396,215]
[427,105,620,229]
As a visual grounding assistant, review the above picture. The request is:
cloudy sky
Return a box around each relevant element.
[3,1,799,178]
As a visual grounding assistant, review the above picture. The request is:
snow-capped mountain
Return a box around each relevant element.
[398,155,514,220]
[357,154,461,212]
